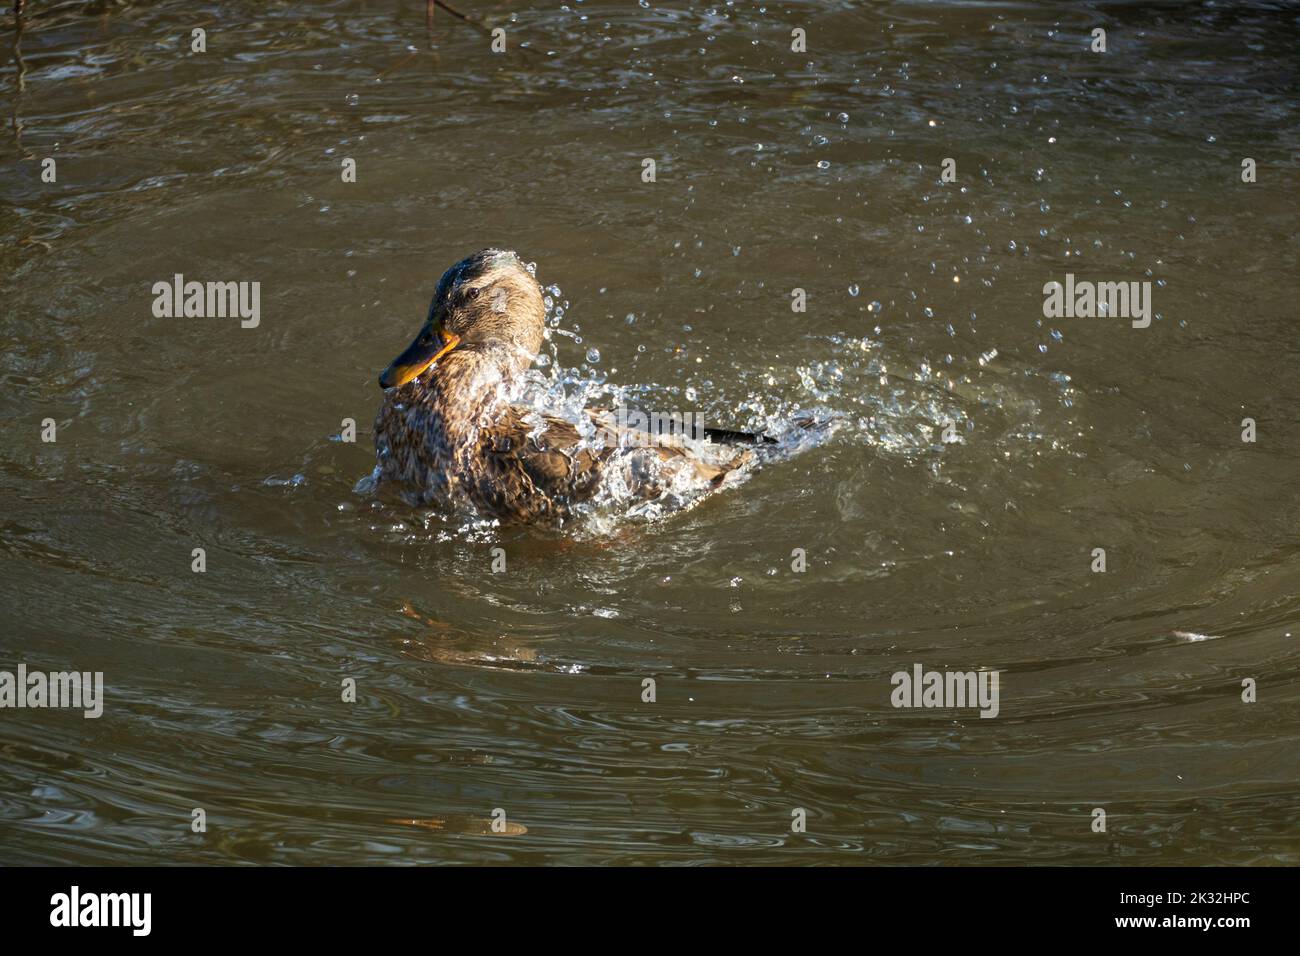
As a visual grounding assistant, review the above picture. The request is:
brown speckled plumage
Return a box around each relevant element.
[373,249,752,526]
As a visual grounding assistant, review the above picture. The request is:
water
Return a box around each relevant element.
[2,1,1297,864]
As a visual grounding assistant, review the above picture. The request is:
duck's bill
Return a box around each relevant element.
[378,327,461,388]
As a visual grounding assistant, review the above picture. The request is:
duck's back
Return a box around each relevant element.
[463,406,753,525]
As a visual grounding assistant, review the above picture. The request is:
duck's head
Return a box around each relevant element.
[378,249,545,390]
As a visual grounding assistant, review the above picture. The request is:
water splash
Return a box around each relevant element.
[351,278,1076,538]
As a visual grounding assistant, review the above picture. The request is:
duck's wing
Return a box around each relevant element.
[470,408,609,521]
[583,408,755,487]
[474,407,753,522]
[588,407,780,447]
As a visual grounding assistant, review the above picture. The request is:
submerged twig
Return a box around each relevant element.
[375,48,420,80]
[425,0,546,58]
[432,0,476,29]
[10,0,33,158]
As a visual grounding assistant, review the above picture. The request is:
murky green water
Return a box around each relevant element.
[2,1,1297,864]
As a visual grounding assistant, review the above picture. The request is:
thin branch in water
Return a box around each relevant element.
[375,48,420,81]
[427,0,547,58]
[433,1,476,28]
[10,0,33,158]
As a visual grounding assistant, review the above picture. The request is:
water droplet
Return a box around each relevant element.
[848,283,860,297]
[586,348,600,364]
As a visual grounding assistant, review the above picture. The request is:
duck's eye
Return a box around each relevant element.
[464,287,481,300]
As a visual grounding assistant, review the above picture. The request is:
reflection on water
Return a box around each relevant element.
[1,1,1297,864]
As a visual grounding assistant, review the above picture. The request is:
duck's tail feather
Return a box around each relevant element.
[703,426,777,446]
[705,413,829,446]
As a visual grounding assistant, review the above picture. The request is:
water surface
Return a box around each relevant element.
[1,0,1298,864]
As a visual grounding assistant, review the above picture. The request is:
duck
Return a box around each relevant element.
[372,249,767,525]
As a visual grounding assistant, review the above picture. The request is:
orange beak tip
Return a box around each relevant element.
[378,329,460,391]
